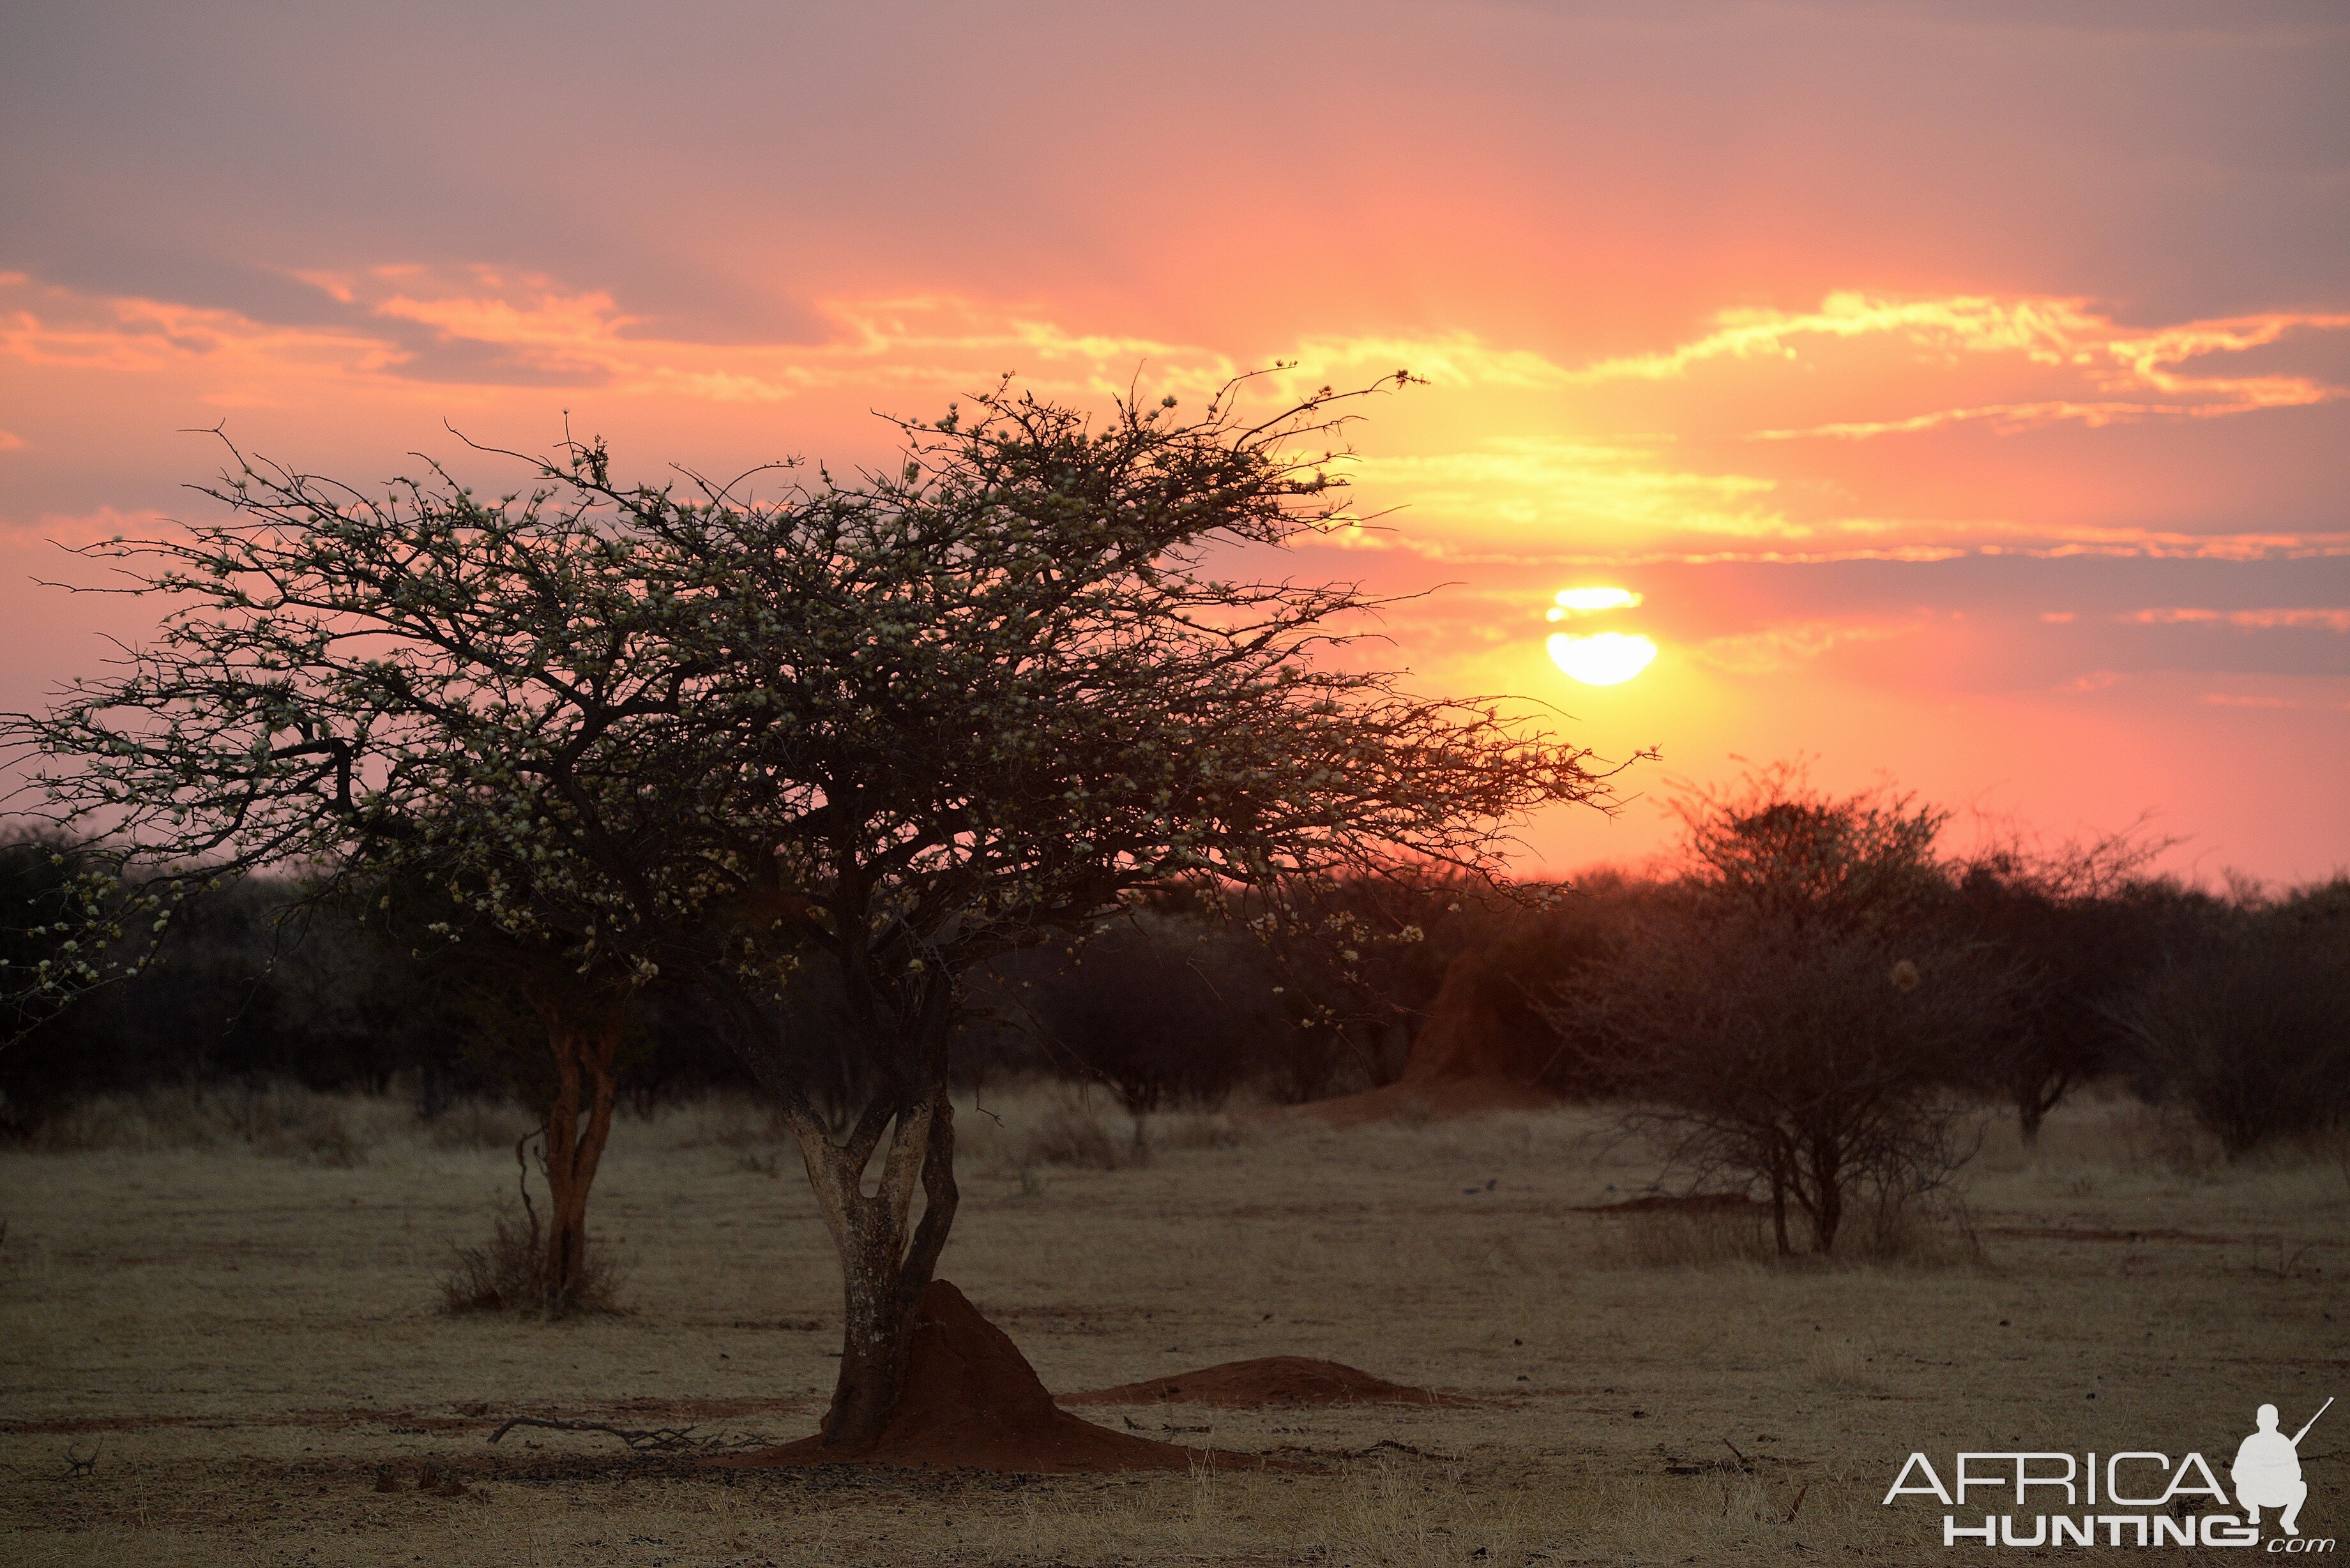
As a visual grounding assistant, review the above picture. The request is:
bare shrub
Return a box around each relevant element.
[996,914,1283,1114]
[440,1203,625,1317]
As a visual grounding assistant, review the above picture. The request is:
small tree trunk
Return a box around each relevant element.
[1808,1136,1844,1255]
[2015,1066,2068,1147]
[533,999,623,1309]
[785,1085,959,1451]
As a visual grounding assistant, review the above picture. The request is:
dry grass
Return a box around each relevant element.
[19,1083,411,1166]
[960,1083,1252,1178]
[439,1205,628,1318]
[1,1085,2341,1564]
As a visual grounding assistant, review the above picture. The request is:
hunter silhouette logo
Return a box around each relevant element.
[2238,1398,2330,1537]
[1883,1395,2335,1548]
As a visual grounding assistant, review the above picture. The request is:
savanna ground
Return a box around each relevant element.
[0,1085,2339,1565]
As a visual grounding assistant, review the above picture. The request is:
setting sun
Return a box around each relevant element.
[1547,631,1658,686]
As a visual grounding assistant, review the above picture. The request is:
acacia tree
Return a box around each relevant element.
[9,375,1621,1447]
[582,377,1621,1447]
[1,445,754,1307]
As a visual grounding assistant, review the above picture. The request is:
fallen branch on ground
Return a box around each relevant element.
[485,1416,761,1453]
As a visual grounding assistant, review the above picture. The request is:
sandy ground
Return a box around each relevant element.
[0,1087,2339,1565]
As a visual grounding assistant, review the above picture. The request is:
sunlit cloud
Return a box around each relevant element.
[1346,441,1787,554]
[1551,587,1642,614]
[7,269,2349,574]
[1568,291,2350,437]
[2201,691,2350,711]
[1691,619,1918,677]
[2118,607,2350,632]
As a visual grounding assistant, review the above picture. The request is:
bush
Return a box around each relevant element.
[440,1202,625,1316]
[1556,901,2009,1253]
[2111,922,2350,1157]
[1547,769,2019,1254]
[1948,835,2214,1140]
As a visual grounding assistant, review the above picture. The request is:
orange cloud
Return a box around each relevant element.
[1563,292,2350,437]
[2119,607,2350,632]
[6,271,2347,566]
[1690,619,1919,677]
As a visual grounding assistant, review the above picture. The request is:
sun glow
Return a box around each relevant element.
[1549,631,1658,686]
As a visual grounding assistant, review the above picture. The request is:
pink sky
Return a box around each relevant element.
[3,1,2346,882]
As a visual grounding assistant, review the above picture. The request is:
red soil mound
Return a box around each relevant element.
[1062,1355,1473,1409]
[1284,951,1557,1129]
[711,1281,1197,1474]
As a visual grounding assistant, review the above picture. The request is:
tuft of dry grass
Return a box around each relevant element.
[1807,1334,1890,1393]
[439,1203,626,1318]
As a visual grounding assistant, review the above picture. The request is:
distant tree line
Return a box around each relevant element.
[11,783,2346,1203]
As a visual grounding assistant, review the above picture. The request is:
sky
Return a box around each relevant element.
[3,0,2346,882]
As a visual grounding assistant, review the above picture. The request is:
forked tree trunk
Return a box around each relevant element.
[783,1084,960,1450]
[531,996,623,1309]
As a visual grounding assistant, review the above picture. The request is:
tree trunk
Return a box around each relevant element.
[784,1084,959,1451]
[1807,1135,1843,1255]
[686,954,964,1448]
[533,997,623,1310]
[2015,1066,2068,1147]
